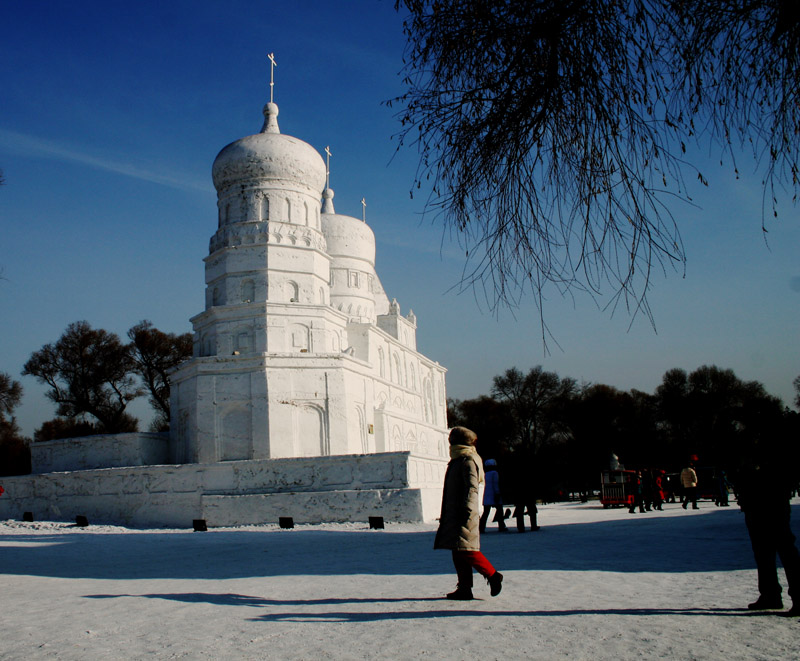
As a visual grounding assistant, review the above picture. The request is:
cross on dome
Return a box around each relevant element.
[324,146,333,189]
[268,52,277,103]
[259,53,280,133]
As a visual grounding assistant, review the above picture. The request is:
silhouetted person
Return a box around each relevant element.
[508,458,539,532]
[716,470,731,507]
[736,442,800,617]
[628,471,645,513]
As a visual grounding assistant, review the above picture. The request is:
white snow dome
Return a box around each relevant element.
[320,189,376,265]
[212,102,326,195]
[321,187,390,322]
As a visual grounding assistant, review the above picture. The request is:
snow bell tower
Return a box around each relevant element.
[169,71,449,466]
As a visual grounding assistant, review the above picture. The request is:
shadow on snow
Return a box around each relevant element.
[82,592,770,622]
[1,504,796,581]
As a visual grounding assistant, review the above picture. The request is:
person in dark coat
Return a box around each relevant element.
[628,471,645,513]
[434,426,504,600]
[509,458,540,532]
[736,440,800,617]
[715,470,731,507]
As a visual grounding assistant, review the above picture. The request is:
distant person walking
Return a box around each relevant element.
[681,459,699,510]
[736,441,800,617]
[715,470,732,507]
[628,471,645,514]
[510,459,540,532]
[479,459,508,533]
[653,470,666,511]
[434,427,504,601]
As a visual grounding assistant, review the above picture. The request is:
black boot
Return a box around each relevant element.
[748,596,783,610]
[488,571,503,597]
[446,586,474,600]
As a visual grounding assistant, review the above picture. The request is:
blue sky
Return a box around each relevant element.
[2,0,798,437]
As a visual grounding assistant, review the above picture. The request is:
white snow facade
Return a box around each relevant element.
[169,101,449,464]
[0,97,451,528]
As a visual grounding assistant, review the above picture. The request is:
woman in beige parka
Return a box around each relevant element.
[434,426,504,600]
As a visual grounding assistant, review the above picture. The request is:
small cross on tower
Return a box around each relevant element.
[268,52,277,103]
[361,197,367,222]
[325,146,333,189]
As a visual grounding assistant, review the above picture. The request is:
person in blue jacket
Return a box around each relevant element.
[479,459,508,533]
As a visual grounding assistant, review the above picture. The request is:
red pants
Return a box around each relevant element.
[452,550,496,588]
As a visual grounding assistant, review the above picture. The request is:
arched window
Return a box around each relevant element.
[393,353,403,385]
[424,378,435,424]
[287,281,299,302]
[289,323,311,352]
[261,196,269,221]
[285,198,291,222]
[297,405,325,456]
[220,407,251,460]
[241,279,255,303]
[234,327,253,354]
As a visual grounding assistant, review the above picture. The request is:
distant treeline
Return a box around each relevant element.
[448,366,800,501]
[1,320,192,476]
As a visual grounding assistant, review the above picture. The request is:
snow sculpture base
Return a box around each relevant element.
[0,452,446,528]
[30,433,169,474]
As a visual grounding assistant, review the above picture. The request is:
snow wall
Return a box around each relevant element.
[0,452,447,528]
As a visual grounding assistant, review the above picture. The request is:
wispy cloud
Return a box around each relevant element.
[0,128,213,194]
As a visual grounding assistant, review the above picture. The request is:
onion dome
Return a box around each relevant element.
[321,188,390,320]
[211,102,326,195]
[321,188,377,265]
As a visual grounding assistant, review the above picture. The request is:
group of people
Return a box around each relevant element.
[434,426,799,617]
[626,469,668,513]
[625,461,733,514]
[478,458,540,534]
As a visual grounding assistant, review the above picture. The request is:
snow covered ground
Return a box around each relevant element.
[1,499,798,660]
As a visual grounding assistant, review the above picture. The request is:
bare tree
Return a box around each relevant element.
[22,321,142,433]
[0,372,23,420]
[128,320,193,431]
[491,366,576,453]
[392,1,799,330]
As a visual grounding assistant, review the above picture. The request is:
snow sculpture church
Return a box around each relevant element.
[0,89,451,528]
[169,99,449,464]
